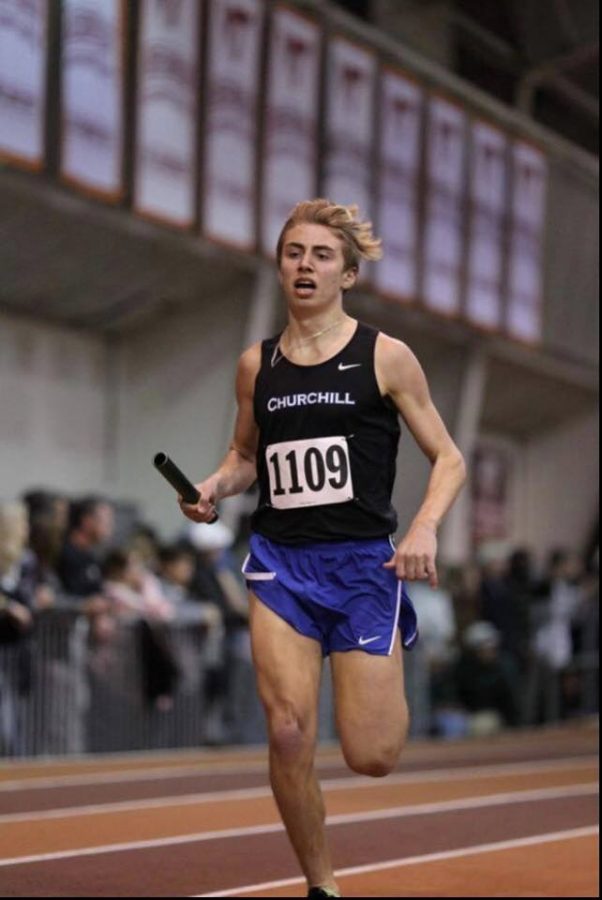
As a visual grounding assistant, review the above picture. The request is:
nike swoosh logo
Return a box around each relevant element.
[338,363,362,371]
[358,635,382,646]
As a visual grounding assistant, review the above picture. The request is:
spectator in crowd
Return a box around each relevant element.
[409,573,456,664]
[481,547,535,669]
[158,543,223,626]
[156,543,224,716]
[102,549,172,623]
[187,521,251,743]
[526,548,585,723]
[21,488,69,607]
[448,561,482,636]
[573,546,599,716]
[128,522,162,576]
[454,620,519,736]
[102,549,178,711]
[57,496,114,597]
[408,573,461,740]
[0,501,35,754]
[479,544,541,719]
[56,496,115,638]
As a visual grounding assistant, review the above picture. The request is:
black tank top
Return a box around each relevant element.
[251,321,401,544]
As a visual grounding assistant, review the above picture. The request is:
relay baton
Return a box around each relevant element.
[153,452,218,522]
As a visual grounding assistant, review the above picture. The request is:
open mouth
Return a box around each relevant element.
[294,278,317,293]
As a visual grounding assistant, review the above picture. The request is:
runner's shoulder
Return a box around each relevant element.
[375,331,416,367]
[375,332,424,394]
[238,341,262,378]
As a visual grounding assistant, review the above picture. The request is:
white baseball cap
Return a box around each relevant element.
[187,520,234,551]
[463,621,500,649]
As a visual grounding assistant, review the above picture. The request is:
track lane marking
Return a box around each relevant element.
[0,759,597,823]
[0,752,596,795]
[199,827,599,897]
[0,783,596,867]
[1,725,595,786]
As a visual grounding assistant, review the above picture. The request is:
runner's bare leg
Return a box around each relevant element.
[249,593,338,893]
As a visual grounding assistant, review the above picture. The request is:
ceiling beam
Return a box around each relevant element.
[450,9,598,122]
[518,65,599,121]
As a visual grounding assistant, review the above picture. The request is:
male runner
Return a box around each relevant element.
[180,199,466,898]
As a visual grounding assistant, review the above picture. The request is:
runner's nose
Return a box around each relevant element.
[298,254,314,271]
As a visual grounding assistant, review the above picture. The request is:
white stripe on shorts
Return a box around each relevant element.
[388,579,402,656]
[241,553,276,581]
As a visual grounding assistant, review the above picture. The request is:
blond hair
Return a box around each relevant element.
[0,501,28,573]
[276,199,383,271]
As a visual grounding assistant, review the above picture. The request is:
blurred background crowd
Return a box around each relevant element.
[1,488,598,757]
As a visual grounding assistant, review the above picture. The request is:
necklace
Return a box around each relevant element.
[270,316,346,368]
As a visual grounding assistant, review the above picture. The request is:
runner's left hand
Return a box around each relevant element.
[383,521,438,587]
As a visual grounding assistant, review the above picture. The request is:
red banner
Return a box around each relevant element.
[471,445,509,546]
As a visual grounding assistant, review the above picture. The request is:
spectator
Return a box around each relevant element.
[455,620,519,736]
[479,544,542,720]
[57,495,114,621]
[102,549,179,711]
[481,547,535,670]
[158,544,222,626]
[0,501,35,754]
[128,522,162,575]
[22,488,68,607]
[408,574,461,740]
[156,543,224,714]
[103,549,172,623]
[409,575,456,664]
[526,548,585,723]
[187,521,250,744]
[448,561,482,636]
[0,502,35,622]
[572,549,599,716]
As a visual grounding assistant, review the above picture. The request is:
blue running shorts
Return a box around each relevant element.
[242,533,418,657]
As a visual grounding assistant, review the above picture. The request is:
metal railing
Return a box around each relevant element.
[0,605,265,757]
[1,605,596,757]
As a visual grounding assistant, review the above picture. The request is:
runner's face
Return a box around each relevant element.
[279,223,357,311]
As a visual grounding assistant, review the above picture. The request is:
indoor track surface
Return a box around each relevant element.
[0,721,598,897]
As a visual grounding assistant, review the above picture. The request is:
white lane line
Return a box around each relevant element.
[0,753,341,791]
[0,742,277,768]
[0,751,596,795]
[0,762,268,792]
[0,755,597,822]
[200,826,599,898]
[0,783,596,867]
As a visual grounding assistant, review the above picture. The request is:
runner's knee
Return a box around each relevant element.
[342,718,409,778]
[268,707,315,762]
[344,742,401,777]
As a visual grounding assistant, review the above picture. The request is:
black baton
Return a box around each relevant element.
[153,452,218,522]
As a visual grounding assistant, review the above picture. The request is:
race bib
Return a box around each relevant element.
[266,436,354,509]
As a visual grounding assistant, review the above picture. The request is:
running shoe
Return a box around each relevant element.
[307,889,340,899]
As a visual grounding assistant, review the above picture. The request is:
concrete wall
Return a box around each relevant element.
[0,312,109,500]
[522,408,598,562]
[114,284,252,537]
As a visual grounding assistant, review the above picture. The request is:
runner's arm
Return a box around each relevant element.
[376,334,466,584]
